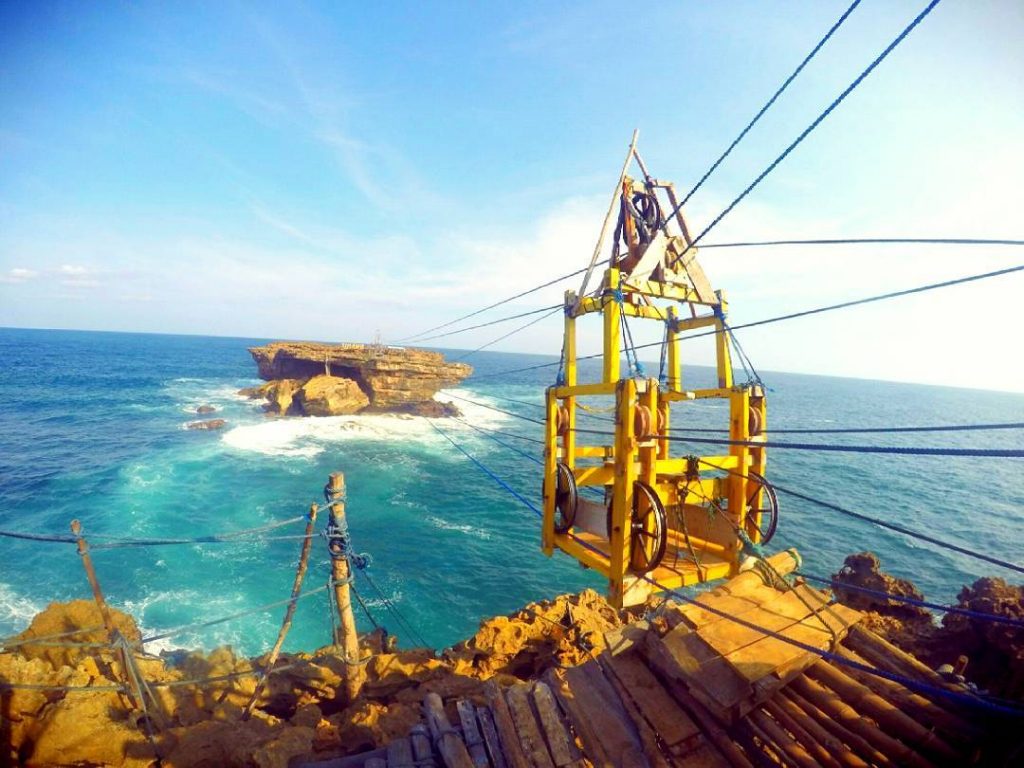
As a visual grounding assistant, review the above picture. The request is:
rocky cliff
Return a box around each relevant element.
[245,342,472,417]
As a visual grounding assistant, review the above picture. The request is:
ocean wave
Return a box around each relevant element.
[0,584,42,636]
[219,388,519,459]
[424,515,492,540]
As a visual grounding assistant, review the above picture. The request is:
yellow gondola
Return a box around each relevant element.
[541,143,773,608]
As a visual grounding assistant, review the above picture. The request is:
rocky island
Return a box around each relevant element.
[240,342,472,418]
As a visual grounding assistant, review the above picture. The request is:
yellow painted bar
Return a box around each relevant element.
[609,378,637,608]
[542,387,558,556]
[575,465,614,486]
[726,388,749,574]
[667,305,681,393]
[619,303,669,321]
[620,279,705,303]
[574,445,611,459]
[563,291,577,472]
[554,534,611,575]
[674,314,719,332]
[665,530,731,557]
[553,381,619,398]
[655,455,742,475]
[715,318,733,389]
[603,268,621,383]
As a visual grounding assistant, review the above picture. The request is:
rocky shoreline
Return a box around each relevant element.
[241,342,472,418]
[2,554,1020,767]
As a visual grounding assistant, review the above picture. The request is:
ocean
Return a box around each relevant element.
[0,326,1021,655]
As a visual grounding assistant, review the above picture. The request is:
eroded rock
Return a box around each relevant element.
[297,375,371,416]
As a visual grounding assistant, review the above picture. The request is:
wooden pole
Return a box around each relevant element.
[70,519,142,714]
[243,502,320,719]
[70,519,115,636]
[326,471,365,701]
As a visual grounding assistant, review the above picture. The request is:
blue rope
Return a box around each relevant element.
[766,479,1024,576]
[799,572,1024,628]
[669,0,944,268]
[674,0,863,211]
[431,422,542,515]
[670,421,1024,435]
[654,433,1024,458]
[432,431,1024,716]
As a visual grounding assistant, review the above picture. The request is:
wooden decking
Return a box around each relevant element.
[304,568,988,768]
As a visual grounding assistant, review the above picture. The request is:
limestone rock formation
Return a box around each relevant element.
[296,375,371,416]
[246,341,471,417]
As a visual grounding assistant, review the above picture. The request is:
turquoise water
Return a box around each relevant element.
[0,327,1022,655]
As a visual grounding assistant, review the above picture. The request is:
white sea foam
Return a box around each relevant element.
[425,515,492,540]
[220,388,517,458]
[0,584,42,636]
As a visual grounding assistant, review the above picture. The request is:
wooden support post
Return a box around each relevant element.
[563,290,577,473]
[609,378,637,608]
[666,306,681,393]
[542,387,558,556]
[326,472,365,701]
[243,502,319,719]
[603,268,622,383]
[424,692,476,768]
[70,519,145,715]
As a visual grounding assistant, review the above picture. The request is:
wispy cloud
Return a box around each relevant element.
[0,267,38,284]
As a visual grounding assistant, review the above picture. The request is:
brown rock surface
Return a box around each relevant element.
[249,341,471,411]
[262,378,304,415]
[297,375,371,416]
[12,599,142,668]
[196,404,217,414]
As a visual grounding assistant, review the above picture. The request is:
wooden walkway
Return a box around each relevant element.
[305,565,985,768]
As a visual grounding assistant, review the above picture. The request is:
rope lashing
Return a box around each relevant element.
[322,485,371,569]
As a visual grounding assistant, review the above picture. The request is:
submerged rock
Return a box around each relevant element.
[196,404,217,414]
[186,418,227,431]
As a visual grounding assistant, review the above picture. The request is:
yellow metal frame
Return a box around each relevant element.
[541,192,769,608]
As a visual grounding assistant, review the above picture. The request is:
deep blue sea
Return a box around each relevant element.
[1,327,1021,655]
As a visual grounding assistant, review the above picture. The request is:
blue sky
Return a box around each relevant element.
[1,1,1023,391]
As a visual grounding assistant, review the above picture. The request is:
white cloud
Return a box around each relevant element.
[0,267,38,284]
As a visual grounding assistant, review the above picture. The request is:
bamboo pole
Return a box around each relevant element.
[242,502,319,719]
[424,692,476,768]
[69,519,141,711]
[762,698,849,768]
[782,687,893,768]
[810,659,962,761]
[832,645,976,739]
[577,129,639,303]
[748,708,818,768]
[326,472,365,701]
[790,675,936,768]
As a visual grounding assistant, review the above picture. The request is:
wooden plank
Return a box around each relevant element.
[595,653,672,768]
[424,692,476,768]
[410,724,437,768]
[458,699,491,768]
[387,737,415,768]
[601,650,703,755]
[722,603,859,686]
[647,627,752,718]
[485,682,531,768]
[477,706,508,768]
[506,683,556,768]
[531,682,578,768]
[545,669,614,768]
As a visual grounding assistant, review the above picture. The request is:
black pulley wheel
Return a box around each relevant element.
[553,462,578,533]
[605,481,669,575]
[744,470,779,544]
